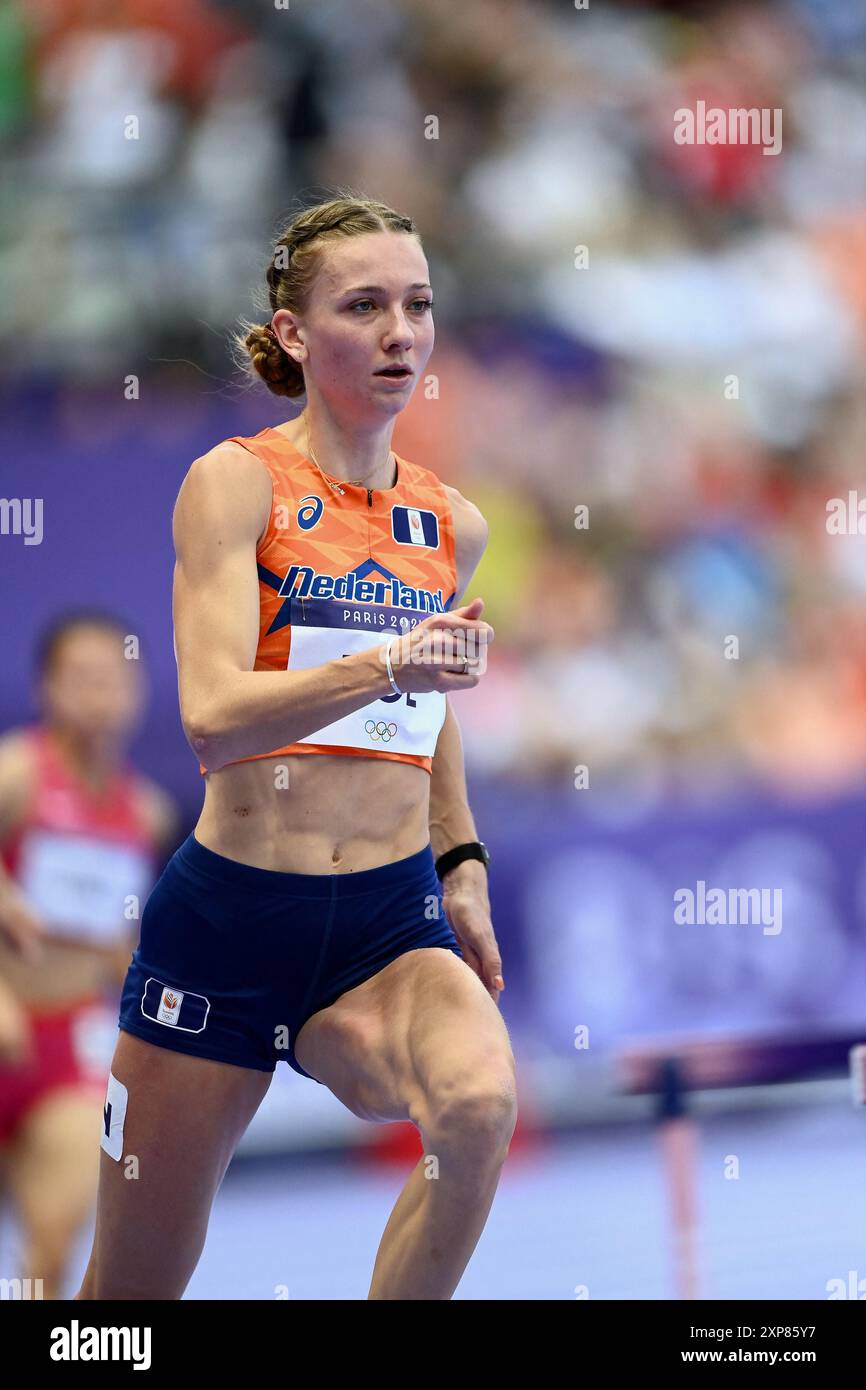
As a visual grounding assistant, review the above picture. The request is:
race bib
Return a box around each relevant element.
[16,829,152,946]
[286,597,446,756]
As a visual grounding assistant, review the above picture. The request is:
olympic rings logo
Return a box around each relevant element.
[365,719,398,743]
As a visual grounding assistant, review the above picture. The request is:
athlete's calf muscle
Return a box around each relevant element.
[78,1033,270,1299]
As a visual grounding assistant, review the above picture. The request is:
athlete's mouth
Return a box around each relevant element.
[374,365,413,378]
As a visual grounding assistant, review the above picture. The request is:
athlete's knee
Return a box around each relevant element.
[415,1067,518,1163]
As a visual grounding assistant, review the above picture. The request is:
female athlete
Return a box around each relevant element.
[0,613,175,1297]
[75,194,517,1301]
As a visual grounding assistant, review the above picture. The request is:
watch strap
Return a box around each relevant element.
[435,841,489,880]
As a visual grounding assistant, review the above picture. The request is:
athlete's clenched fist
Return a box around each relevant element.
[382,596,493,694]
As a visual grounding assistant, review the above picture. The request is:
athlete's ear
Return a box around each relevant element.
[274,312,306,361]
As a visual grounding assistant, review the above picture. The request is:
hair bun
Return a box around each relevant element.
[244,323,305,399]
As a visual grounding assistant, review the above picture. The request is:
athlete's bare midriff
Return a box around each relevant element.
[194,750,431,874]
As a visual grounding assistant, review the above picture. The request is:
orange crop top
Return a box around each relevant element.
[197,426,458,777]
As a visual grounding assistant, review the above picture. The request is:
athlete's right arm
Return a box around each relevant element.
[0,736,39,1060]
[0,732,46,957]
[173,443,401,772]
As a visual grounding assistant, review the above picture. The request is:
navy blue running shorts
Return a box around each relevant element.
[118,832,464,1082]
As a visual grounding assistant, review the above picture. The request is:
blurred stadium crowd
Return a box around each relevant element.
[3,0,866,799]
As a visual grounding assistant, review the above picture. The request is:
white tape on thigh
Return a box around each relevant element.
[100,1070,128,1161]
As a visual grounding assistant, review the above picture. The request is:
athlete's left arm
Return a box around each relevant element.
[429,488,504,1003]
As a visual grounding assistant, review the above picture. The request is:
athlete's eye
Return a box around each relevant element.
[349,298,434,313]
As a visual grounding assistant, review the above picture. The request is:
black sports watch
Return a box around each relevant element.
[435,841,490,881]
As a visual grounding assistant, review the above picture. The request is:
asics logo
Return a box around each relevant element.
[297,495,325,530]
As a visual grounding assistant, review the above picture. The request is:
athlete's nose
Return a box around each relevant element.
[381,312,415,351]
